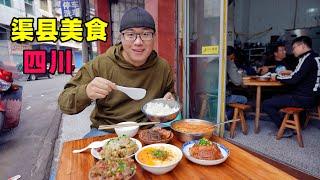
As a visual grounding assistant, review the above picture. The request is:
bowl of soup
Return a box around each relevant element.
[171,119,215,142]
[135,143,183,175]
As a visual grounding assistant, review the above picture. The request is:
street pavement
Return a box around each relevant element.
[49,103,92,179]
[0,75,70,180]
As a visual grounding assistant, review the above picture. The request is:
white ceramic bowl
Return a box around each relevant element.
[135,143,183,175]
[114,122,139,137]
[141,98,181,122]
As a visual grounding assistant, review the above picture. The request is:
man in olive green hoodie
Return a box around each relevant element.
[58,7,175,138]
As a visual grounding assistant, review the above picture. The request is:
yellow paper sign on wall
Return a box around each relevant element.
[202,45,219,55]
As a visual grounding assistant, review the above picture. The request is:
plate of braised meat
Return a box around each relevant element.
[182,138,229,166]
[139,127,174,145]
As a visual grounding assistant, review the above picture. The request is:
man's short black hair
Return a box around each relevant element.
[292,36,312,48]
[272,43,285,54]
[227,46,235,56]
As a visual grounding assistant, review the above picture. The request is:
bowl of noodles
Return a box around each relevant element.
[171,119,215,142]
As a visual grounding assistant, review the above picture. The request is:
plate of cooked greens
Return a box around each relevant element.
[91,135,142,160]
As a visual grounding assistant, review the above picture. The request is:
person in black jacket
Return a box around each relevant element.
[262,36,320,138]
[258,44,290,75]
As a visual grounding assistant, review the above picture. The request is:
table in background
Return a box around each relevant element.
[243,77,283,133]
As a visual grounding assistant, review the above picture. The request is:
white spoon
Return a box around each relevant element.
[116,85,146,100]
[8,175,21,180]
[72,141,105,153]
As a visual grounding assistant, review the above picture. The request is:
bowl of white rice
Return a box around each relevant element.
[141,98,181,122]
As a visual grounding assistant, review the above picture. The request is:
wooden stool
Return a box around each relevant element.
[198,93,217,120]
[305,103,320,128]
[228,103,250,138]
[276,107,304,147]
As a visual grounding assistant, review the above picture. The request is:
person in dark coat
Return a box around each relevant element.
[262,36,320,138]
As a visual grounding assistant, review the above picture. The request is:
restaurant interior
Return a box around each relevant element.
[218,0,320,178]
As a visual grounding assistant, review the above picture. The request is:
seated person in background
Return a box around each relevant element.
[262,36,320,138]
[58,7,175,138]
[226,46,248,119]
[234,47,257,76]
[258,43,290,75]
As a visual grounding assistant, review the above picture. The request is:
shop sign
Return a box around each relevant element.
[202,45,219,55]
[61,0,80,18]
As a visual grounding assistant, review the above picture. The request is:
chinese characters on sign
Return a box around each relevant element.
[201,45,219,55]
[61,0,80,18]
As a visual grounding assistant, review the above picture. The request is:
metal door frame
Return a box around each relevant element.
[183,0,228,136]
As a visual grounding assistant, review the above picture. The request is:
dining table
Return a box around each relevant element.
[242,77,283,133]
[56,133,295,180]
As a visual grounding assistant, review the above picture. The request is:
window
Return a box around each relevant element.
[0,0,11,7]
[25,0,34,15]
[110,0,145,45]
[0,27,8,40]
[40,0,48,11]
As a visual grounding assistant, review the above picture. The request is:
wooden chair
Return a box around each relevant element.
[198,93,217,120]
[276,107,304,147]
[228,103,250,138]
[199,93,209,119]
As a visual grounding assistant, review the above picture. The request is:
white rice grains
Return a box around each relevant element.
[144,102,179,116]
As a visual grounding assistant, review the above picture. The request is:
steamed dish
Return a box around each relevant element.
[89,158,136,180]
[100,135,138,159]
[189,138,223,160]
[144,102,179,116]
[137,146,179,166]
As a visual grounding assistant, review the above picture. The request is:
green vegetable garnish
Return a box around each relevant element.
[116,160,126,172]
[198,138,212,146]
[121,134,128,138]
[151,149,168,160]
[130,167,135,173]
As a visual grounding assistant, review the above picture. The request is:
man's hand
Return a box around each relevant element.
[257,66,269,75]
[279,70,292,76]
[163,92,175,100]
[86,77,116,100]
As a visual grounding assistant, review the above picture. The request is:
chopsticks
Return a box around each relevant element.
[98,119,239,130]
[98,121,160,130]
[213,119,240,127]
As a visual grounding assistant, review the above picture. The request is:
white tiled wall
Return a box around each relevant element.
[232,0,320,44]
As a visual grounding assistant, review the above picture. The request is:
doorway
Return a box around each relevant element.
[183,0,228,134]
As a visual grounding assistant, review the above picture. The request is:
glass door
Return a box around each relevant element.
[183,0,228,134]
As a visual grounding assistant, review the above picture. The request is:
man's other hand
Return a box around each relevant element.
[279,70,292,76]
[258,66,269,75]
[86,77,116,100]
[163,92,175,100]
